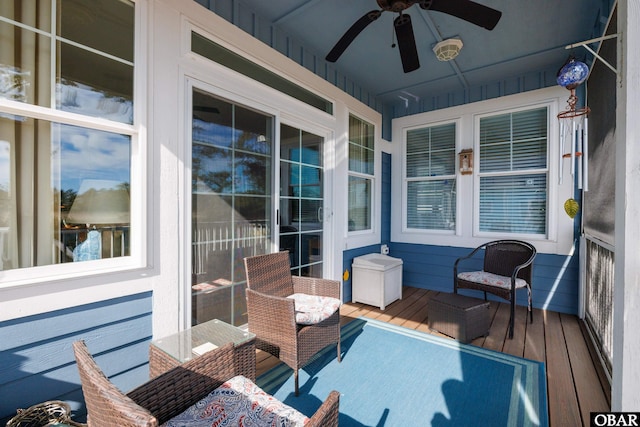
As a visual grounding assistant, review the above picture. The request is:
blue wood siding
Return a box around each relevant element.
[391,242,579,315]
[0,292,153,423]
[342,244,383,303]
[344,242,578,315]
[381,152,392,244]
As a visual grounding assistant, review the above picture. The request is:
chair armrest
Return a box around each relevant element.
[246,288,298,338]
[292,276,341,299]
[453,244,486,275]
[127,343,236,424]
[306,390,340,427]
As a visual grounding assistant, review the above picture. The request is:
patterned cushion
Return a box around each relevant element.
[457,271,527,289]
[287,293,341,325]
[162,375,309,427]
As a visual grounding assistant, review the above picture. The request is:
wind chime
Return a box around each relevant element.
[556,56,590,218]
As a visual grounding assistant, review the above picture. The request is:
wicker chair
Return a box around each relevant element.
[73,340,339,427]
[244,250,341,396]
[454,240,536,339]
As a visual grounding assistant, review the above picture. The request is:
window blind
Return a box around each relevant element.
[478,107,548,235]
[405,123,456,230]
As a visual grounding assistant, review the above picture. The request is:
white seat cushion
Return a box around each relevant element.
[162,375,309,427]
[457,271,528,290]
[287,293,341,325]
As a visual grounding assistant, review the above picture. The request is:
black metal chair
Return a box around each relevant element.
[454,240,536,339]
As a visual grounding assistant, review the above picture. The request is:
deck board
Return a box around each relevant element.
[255,286,610,426]
[544,310,584,427]
[501,304,528,357]
[561,313,610,426]
[524,308,546,363]
[483,301,512,352]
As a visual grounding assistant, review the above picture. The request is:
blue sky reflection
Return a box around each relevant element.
[54,124,130,193]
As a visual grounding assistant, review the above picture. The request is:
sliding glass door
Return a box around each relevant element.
[279,124,324,277]
[190,88,273,327]
[188,85,329,326]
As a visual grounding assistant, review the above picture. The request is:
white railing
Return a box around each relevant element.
[583,235,614,378]
[59,226,130,262]
[192,222,270,275]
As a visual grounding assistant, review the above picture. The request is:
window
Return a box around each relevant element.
[0,0,135,271]
[405,123,456,231]
[348,115,374,232]
[393,87,570,253]
[477,107,548,236]
[191,32,333,115]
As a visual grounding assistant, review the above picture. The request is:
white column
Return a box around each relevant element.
[612,0,640,411]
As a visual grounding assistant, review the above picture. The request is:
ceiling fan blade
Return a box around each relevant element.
[420,0,502,30]
[326,10,382,62]
[394,14,420,73]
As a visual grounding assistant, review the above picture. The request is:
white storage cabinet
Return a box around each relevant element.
[352,253,403,310]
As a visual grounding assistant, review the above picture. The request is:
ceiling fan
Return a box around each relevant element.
[325,0,502,73]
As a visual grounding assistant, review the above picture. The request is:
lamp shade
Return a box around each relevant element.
[556,58,589,89]
[67,179,130,225]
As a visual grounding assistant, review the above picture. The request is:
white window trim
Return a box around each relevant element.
[473,104,554,241]
[0,0,150,317]
[392,86,575,255]
[344,111,381,248]
[402,118,460,236]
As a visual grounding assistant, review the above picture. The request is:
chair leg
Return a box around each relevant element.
[508,300,515,339]
[529,287,534,323]
[337,339,342,363]
[294,369,299,396]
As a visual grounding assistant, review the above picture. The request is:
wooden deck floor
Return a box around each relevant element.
[255,286,611,427]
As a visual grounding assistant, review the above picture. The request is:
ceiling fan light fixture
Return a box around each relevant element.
[433,38,463,61]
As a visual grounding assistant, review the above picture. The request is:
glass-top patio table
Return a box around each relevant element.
[149,318,256,380]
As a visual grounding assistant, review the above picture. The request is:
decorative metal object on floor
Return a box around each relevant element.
[5,400,86,427]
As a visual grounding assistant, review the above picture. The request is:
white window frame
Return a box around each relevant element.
[473,105,551,240]
[347,113,376,235]
[0,0,148,292]
[392,86,574,255]
[402,119,460,235]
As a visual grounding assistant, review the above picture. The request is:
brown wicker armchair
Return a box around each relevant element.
[244,250,342,396]
[454,240,536,339]
[73,340,339,427]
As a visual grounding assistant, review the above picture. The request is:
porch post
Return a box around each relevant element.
[612,0,640,411]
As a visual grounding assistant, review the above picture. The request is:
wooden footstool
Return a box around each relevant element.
[427,293,490,343]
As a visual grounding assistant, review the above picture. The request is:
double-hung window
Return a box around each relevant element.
[348,114,374,232]
[477,107,548,236]
[0,0,136,272]
[405,123,457,231]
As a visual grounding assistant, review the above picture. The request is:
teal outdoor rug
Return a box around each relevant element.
[256,318,548,427]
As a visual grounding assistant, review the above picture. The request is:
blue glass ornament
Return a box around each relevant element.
[556,58,589,89]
